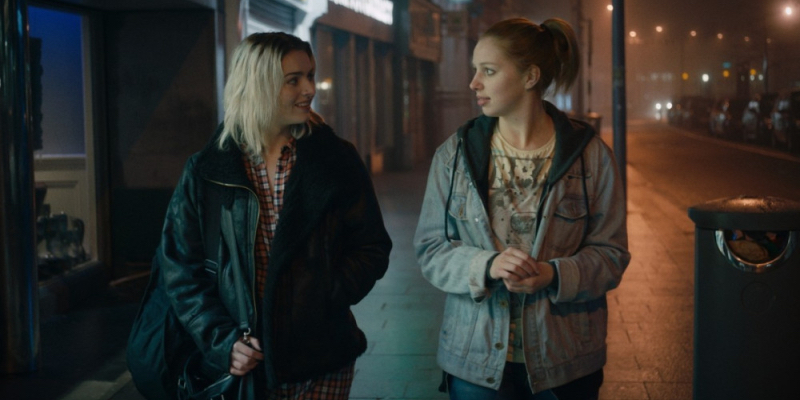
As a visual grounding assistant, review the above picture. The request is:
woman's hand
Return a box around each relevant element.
[488,247,539,281]
[503,261,555,294]
[489,248,555,294]
[229,336,264,376]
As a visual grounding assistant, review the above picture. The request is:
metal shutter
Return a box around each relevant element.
[250,0,295,32]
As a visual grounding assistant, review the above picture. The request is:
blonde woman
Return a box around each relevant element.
[156,32,391,399]
[415,18,629,400]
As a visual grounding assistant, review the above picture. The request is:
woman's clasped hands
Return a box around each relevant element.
[488,246,555,294]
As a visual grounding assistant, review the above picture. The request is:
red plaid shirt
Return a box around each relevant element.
[242,138,354,399]
[243,140,295,300]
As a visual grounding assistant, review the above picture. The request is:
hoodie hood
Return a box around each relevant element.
[456,101,596,205]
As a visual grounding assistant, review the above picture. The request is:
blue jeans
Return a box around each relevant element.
[448,364,601,400]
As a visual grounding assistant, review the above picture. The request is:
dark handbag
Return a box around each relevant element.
[128,181,254,400]
[177,351,238,400]
[126,263,195,400]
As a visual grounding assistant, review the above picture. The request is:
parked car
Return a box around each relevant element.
[770,89,800,152]
[677,95,714,129]
[666,98,682,125]
[741,92,777,143]
[709,97,748,138]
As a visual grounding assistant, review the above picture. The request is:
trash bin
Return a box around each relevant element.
[688,195,800,400]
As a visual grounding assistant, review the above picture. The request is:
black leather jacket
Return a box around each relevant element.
[158,122,392,390]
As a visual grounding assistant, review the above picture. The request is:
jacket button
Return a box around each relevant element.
[494,342,504,350]
[486,377,495,384]
[499,300,508,308]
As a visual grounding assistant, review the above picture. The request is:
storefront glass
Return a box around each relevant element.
[29,6,97,280]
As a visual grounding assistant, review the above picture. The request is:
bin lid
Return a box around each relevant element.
[688,196,800,230]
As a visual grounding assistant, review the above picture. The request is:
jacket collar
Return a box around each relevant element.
[193,121,350,268]
[194,124,253,188]
[194,123,340,189]
[457,101,596,195]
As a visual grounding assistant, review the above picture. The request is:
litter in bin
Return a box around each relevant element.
[725,229,787,263]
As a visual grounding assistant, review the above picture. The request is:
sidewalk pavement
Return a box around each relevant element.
[1,139,697,400]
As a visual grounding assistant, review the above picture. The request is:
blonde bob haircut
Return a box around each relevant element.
[218,32,316,155]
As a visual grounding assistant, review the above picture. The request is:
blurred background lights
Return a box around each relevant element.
[317,78,332,91]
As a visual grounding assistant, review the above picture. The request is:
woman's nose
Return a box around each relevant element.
[304,79,316,98]
[469,74,481,91]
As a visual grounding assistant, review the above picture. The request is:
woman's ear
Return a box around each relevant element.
[525,66,540,90]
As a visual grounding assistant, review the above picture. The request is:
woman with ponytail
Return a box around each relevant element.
[414,18,630,400]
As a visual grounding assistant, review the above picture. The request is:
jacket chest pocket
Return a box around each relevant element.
[448,195,469,220]
[554,195,587,222]
[547,174,589,254]
[446,168,480,221]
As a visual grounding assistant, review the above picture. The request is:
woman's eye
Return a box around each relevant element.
[485,68,495,76]
[287,78,298,85]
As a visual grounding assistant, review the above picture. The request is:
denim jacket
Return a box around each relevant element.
[414,102,630,393]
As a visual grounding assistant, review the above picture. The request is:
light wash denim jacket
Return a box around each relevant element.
[414,102,630,393]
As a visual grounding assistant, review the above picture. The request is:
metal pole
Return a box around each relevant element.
[574,0,585,117]
[762,38,769,93]
[587,18,593,113]
[1,0,41,374]
[612,0,627,192]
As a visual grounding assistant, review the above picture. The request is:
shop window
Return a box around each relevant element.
[29,6,98,280]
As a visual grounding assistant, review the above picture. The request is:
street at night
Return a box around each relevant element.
[4,1,800,399]
[619,120,800,210]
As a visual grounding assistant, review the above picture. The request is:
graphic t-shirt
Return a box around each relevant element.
[488,128,555,362]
